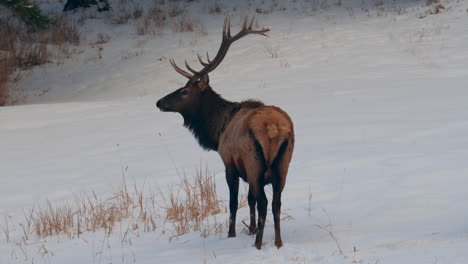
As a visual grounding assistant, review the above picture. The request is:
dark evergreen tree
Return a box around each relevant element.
[63,0,109,12]
[0,0,51,29]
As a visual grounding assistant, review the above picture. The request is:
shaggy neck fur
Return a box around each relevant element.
[182,88,263,151]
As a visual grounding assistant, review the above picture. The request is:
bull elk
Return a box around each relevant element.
[156,16,294,249]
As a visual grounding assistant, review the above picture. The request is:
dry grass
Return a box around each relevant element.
[0,58,14,106]
[302,0,330,12]
[172,16,206,34]
[1,166,227,251]
[49,17,81,46]
[137,5,205,36]
[173,16,195,32]
[168,2,185,18]
[0,16,80,105]
[137,7,167,35]
[25,177,158,240]
[107,3,143,24]
[160,167,226,238]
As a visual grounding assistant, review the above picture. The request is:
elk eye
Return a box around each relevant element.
[180,90,189,95]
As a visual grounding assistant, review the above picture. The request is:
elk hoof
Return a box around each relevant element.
[275,240,283,249]
[255,242,262,250]
[254,237,263,249]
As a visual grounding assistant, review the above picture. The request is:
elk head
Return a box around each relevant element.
[156,16,270,116]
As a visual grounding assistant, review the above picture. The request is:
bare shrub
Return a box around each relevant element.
[0,58,14,106]
[107,4,135,24]
[132,5,143,19]
[262,40,280,58]
[110,9,132,24]
[168,2,184,18]
[418,2,446,18]
[49,17,80,46]
[137,7,167,35]
[0,20,51,70]
[208,3,222,14]
[426,0,440,5]
[14,42,50,69]
[173,16,194,32]
[429,4,445,14]
[302,0,329,12]
[172,16,205,34]
[0,15,81,105]
[94,33,111,45]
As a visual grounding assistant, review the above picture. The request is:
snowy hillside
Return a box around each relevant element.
[1,0,468,263]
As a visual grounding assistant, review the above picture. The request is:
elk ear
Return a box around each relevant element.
[197,74,210,90]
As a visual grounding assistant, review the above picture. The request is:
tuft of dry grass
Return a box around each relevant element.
[160,167,227,238]
[27,177,158,240]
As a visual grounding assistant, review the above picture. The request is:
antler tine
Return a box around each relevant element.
[184,60,199,74]
[170,59,194,79]
[223,15,229,38]
[248,16,255,30]
[242,15,248,29]
[226,16,231,38]
[197,52,212,67]
[197,53,208,66]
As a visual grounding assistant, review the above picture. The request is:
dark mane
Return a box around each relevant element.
[182,91,264,151]
[183,89,239,151]
[240,99,264,109]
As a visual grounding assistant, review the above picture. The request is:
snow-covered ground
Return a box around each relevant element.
[1,0,468,263]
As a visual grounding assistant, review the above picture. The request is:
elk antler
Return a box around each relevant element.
[170,15,270,80]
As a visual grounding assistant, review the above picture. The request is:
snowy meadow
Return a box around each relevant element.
[1,0,468,263]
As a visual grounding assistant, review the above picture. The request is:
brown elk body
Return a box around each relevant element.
[156,16,294,249]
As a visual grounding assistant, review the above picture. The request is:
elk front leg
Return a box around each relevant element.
[248,187,257,235]
[226,169,239,238]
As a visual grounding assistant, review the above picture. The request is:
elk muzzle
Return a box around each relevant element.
[156,99,170,112]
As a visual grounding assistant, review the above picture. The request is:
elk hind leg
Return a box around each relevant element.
[253,184,267,249]
[272,140,292,248]
[248,186,257,235]
[272,177,284,248]
[226,168,239,238]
